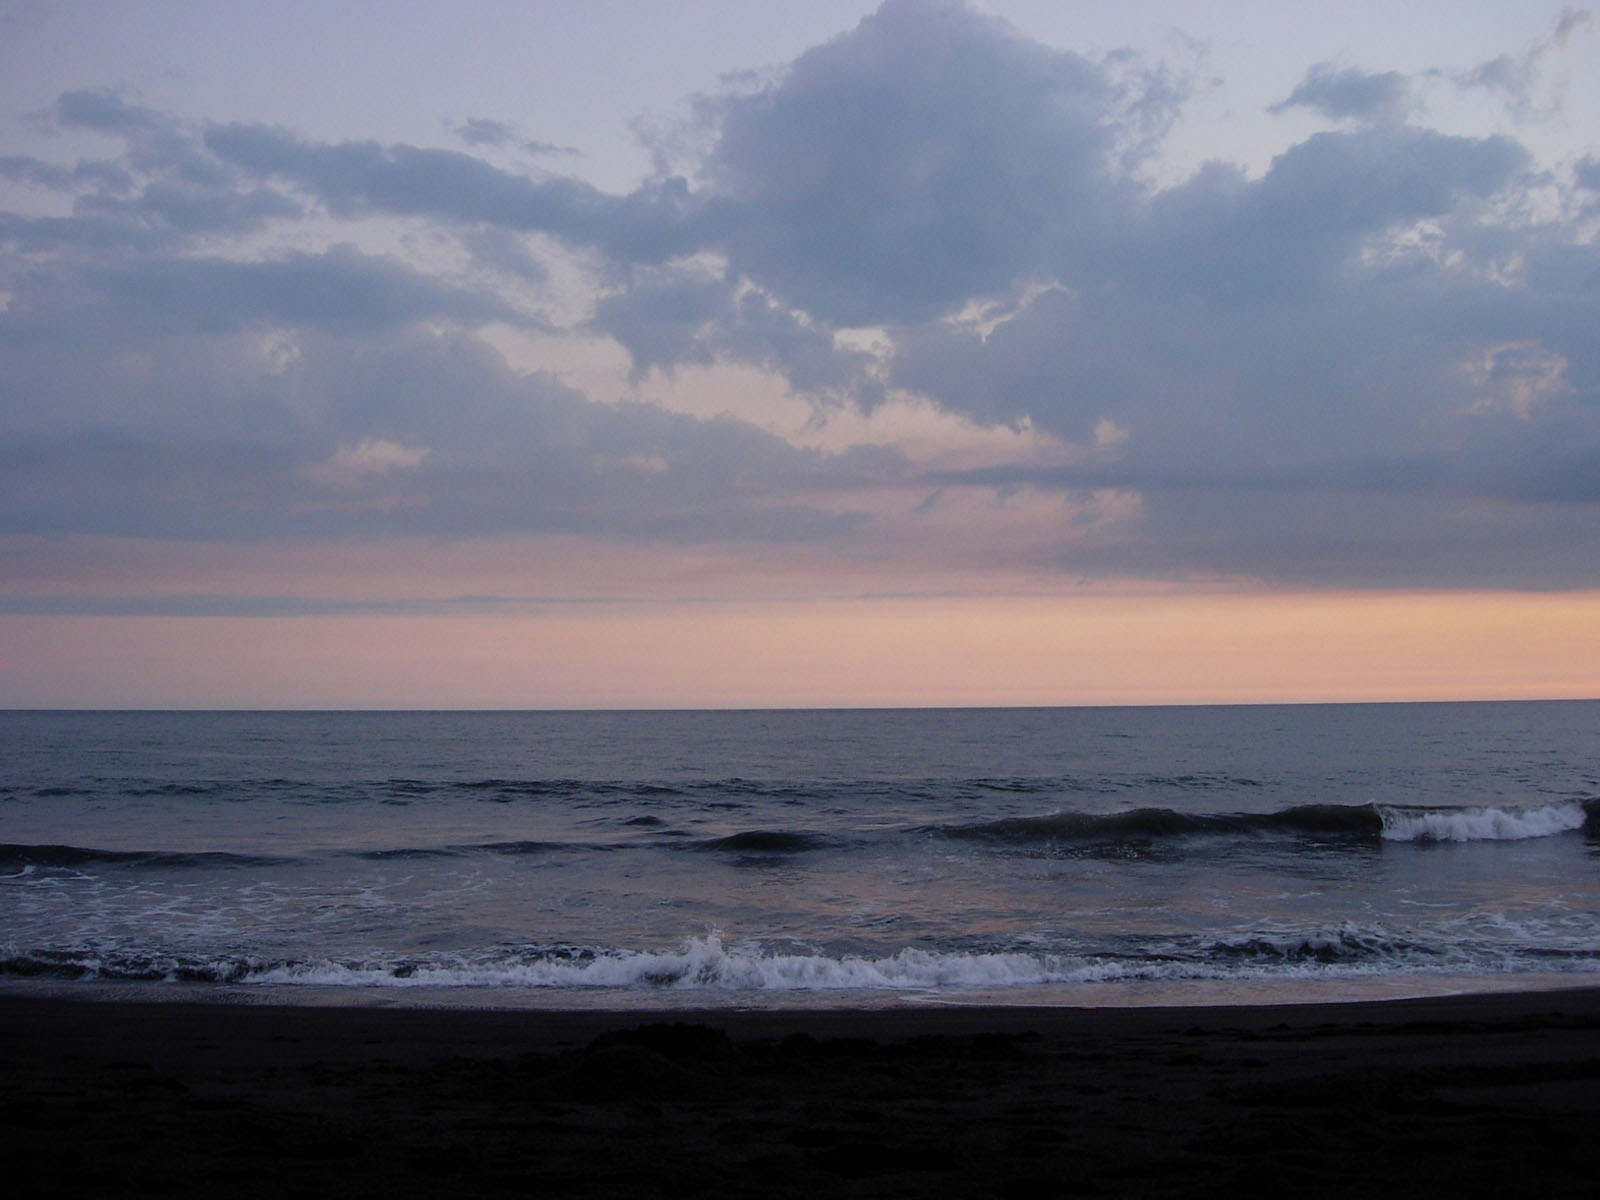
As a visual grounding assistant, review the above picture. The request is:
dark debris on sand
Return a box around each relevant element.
[3,1001,1599,1197]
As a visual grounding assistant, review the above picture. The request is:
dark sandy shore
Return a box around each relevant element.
[4,986,1598,1197]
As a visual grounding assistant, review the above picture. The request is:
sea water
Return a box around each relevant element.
[2,703,1597,1007]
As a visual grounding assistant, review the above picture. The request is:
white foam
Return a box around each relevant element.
[12,922,1600,994]
[241,936,1093,991]
[232,929,1590,992]
[1378,802,1586,843]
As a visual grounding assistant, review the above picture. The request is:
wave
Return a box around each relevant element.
[1204,927,1435,965]
[696,830,833,854]
[1377,801,1594,842]
[8,928,1596,991]
[53,772,1280,807]
[350,838,620,859]
[474,839,578,856]
[0,837,638,872]
[0,842,291,870]
[940,803,1382,844]
[5,802,1589,879]
[939,799,1598,848]
[442,779,689,801]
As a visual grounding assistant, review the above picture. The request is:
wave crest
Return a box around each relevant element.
[942,799,1597,848]
[1378,802,1590,843]
[0,842,290,869]
[940,804,1382,845]
[698,830,832,854]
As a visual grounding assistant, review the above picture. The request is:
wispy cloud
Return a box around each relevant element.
[1454,7,1595,117]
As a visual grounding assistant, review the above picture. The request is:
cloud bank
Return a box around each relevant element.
[2,0,1598,604]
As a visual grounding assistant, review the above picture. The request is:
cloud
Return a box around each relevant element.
[454,118,517,148]
[204,121,720,263]
[55,89,235,188]
[891,120,1536,430]
[875,72,1595,588]
[0,95,298,258]
[0,319,903,543]
[0,245,526,346]
[697,0,1140,325]
[303,438,430,490]
[1164,125,1529,298]
[588,268,731,379]
[1576,156,1600,215]
[0,154,132,193]
[1271,63,1412,123]
[587,268,882,401]
[75,178,302,236]
[1463,341,1571,419]
[453,118,575,159]
[1,82,911,547]
[55,88,164,135]
[1455,7,1594,116]
[454,226,549,284]
[3,1,1599,592]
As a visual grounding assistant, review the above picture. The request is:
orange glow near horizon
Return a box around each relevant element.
[2,590,1596,709]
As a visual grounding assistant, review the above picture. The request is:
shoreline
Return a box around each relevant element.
[5,978,1600,1045]
[5,977,1600,1045]
[5,984,1597,1196]
[5,967,1600,1013]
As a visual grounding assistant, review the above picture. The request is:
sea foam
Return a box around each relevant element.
[10,921,1599,992]
[241,936,1083,991]
[231,926,1592,991]
[1377,802,1588,843]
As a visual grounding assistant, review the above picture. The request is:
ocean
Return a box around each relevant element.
[3,703,1597,1008]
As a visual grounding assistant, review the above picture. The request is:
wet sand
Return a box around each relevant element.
[3,986,1598,1196]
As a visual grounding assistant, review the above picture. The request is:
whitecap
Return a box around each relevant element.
[1377,802,1586,843]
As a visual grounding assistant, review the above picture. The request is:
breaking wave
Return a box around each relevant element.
[8,928,1596,991]
[1377,801,1592,842]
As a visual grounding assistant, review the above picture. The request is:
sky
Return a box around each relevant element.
[1,0,1597,708]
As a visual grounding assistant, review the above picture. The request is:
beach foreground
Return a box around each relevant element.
[3,987,1597,1197]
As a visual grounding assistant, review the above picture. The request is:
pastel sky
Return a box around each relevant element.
[2,0,1597,708]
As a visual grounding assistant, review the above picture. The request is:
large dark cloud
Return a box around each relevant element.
[701,0,1134,326]
[892,121,1542,436]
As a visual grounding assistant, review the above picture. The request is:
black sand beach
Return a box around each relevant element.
[3,986,1598,1197]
